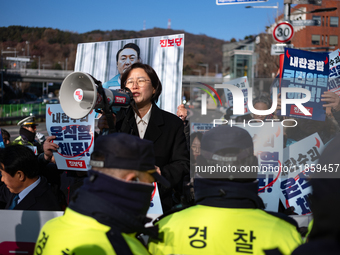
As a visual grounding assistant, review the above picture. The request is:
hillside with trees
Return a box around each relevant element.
[0,26,227,75]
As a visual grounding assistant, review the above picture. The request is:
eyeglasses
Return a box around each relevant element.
[125,77,150,88]
[191,145,201,151]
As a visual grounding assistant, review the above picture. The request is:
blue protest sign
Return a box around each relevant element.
[0,129,4,148]
[328,49,340,95]
[281,48,329,121]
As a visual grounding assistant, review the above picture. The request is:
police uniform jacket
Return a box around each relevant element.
[34,170,159,255]
[148,179,302,255]
[11,136,43,154]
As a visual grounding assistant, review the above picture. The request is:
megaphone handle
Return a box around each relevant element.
[105,112,116,134]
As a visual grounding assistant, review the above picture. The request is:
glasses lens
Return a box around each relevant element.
[126,80,134,87]
[137,78,146,87]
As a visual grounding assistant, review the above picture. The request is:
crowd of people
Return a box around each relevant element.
[0,63,340,254]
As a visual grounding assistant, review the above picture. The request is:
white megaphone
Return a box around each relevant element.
[59,72,132,119]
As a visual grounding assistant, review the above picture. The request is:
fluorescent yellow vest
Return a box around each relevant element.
[148,205,302,255]
[34,208,150,255]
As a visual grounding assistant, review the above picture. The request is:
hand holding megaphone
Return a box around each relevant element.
[97,112,116,133]
[59,72,133,119]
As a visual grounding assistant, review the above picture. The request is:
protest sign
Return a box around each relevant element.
[281,132,325,215]
[0,129,4,148]
[147,183,163,215]
[281,48,329,121]
[241,122,284,211]
[190,123,214,133]
[74,34,184,115]
[46,104,95,171]
[328,49,340,96]
[222,76,250,115]
[26,145,38,155]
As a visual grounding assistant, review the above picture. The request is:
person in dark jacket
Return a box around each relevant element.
[98,63,189,212]
[0,145,61,211]
[292,133,340,255]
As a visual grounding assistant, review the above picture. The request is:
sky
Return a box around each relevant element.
[0,0,282,42]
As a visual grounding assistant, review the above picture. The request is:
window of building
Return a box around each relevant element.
[312,35,320,45]
[322,35,324,45]
[325,35,328,45]
[329,36,338,46]
[322,16,324,26]
[326,16,328,26]
[330,17,339,27]
[312,15,321,26]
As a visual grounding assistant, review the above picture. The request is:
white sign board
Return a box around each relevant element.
[74,34,184,115]
[220,76,250,115]
[273,22,294,43]
[271,44,294,56]
[147,183,163,215]
[46,104,95,171]
[281,133,325,215]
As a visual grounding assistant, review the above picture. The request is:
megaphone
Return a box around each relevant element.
[59,72,132,119]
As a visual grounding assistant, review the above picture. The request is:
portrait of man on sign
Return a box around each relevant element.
[102,43,141,90]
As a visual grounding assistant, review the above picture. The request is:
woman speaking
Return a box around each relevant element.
[99,63,189,212]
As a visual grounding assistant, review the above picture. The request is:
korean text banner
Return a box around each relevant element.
[328,49,340,95]
[46,104,95,171]
[241,123,284,212]
[282,48,329,121]
[222,76,250,115]
[74,34,184,115]
[281,132,325,215]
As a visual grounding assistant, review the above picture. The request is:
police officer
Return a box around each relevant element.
[34,133,168,255]
[148,125,302,255]
[11,116,43,153]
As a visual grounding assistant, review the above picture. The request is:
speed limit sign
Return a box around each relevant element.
[273,22,294,43]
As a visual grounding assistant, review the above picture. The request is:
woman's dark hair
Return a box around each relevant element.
[121,63,162,103]
[190,132,203,147]
[190,132,203,162]
[116,43,141,62]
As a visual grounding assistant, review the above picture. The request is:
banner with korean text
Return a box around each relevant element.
[281,48,329,121]
[281,133,325,215]
[74,34,184,115]
[223,76,250,115]
[328,49,340,96]
[46,104,95,171]
[241,122,284,212]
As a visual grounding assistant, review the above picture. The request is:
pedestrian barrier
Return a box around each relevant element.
[0,104,46,125]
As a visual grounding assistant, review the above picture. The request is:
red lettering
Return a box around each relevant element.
[290,105,313,116]
[66,160,86,169]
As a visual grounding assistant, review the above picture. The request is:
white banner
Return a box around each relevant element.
[74,34,185,115]
[46,104,95,171]
[281,132,325,215]
[222,76,250,115]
